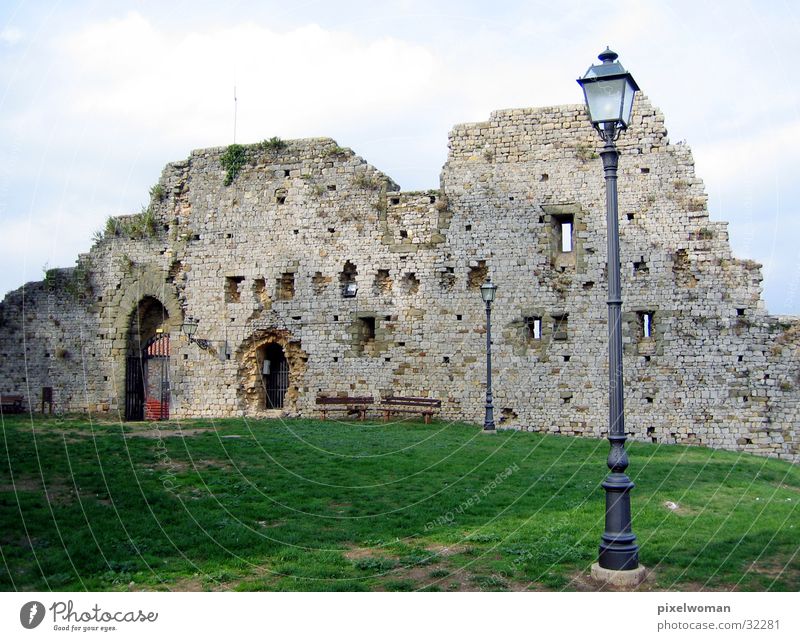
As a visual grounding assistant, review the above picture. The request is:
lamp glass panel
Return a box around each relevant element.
[480,283,496,302]
[620,77,637,126]
[182,319,198,336]
[583,78,625,124]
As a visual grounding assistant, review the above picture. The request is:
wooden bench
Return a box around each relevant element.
[316,396,374,421]
[380,396,441,424]
[0,394,25,414]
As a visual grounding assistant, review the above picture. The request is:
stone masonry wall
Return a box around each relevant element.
[1,95,798,462]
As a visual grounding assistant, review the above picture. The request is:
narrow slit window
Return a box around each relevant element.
[561,220,573,252]
[639,311,654,339]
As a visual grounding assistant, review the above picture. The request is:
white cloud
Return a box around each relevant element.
[0,27,23,46]
[57,14,442,147]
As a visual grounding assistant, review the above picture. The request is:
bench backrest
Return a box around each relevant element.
[316,396,374,405]
[383,396,441,408]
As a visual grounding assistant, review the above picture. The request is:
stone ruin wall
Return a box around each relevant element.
[0,95,798,462]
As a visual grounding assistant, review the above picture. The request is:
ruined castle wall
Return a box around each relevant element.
[0,96,797,461]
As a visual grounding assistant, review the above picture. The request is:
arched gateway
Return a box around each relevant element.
[124,296,171,421]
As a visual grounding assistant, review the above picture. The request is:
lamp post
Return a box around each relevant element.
[480,278,498,432]
[577,48,643,576]
[181,316,211,350]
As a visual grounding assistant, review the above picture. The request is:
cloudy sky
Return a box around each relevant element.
[1,0,798,313]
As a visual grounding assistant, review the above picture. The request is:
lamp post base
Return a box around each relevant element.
[590,562,647,588]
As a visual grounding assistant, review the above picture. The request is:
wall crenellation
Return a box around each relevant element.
[0,95,797,461]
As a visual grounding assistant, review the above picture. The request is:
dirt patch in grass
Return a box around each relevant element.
[343,546,386,561]
[425,543,470,557]
[744,556,800,587]
[0,477,75,505]
[152,458,233,474]
[125,426,216,439]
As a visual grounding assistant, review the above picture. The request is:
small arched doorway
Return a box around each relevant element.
[125,296,170,421]
[258,343,288,409]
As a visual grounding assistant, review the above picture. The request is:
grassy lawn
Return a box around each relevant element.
[1,414,798,591]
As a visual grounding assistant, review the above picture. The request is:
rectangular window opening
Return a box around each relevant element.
[552,313,568,341]
[525,316,542,340]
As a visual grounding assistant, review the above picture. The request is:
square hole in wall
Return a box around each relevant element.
[276,272,295,300]
[284,169,290,177]
[563,355,571,362]
[327,184,337,191]
[390,197,400,205]
[540,173,549,182]
[626,213,635,221]
[443,356,450,363]
[225,276,245,303]
[456,314,462,321]
[400,230,408,239]
[640,167,650,174]
[465,224,472,231]
[333,357,339,362]
[429,195,436,204]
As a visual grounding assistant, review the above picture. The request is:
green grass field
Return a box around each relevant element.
[1,415,798,591]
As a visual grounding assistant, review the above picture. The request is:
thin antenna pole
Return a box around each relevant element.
[233,85,237,143]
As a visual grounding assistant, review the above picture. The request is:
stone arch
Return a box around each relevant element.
[236,328,308,414]
[107,266,183,413]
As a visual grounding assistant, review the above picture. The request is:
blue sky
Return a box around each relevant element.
[1,0,799,313]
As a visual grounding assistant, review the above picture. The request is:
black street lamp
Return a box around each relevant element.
[181,316,211,350]
[480,278,498,432]
[578,48,643,577]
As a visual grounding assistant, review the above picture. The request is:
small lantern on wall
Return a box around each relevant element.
[181,316,211,351]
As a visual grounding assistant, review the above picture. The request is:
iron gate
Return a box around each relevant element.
[125,356,144,421]
[125,335,170,421]
[264,351,289,409]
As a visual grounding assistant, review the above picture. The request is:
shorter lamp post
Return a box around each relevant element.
[480,278,498,432]
[577,48,642,576]
[181,316,211,351]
